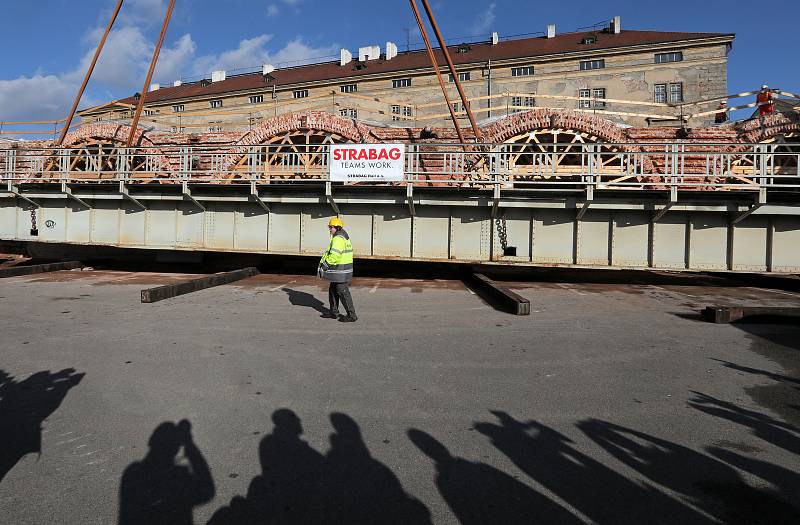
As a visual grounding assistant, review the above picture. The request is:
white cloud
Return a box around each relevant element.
[154,34,198,83]
[191,35,338,73]
[266,4,279,17]
[0,75,88,122]
[472,2,496,35]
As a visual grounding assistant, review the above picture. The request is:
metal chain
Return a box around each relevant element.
[495,214,508,252]
[30,208,37,232]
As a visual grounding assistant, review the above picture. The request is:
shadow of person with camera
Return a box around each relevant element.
[118,419,215,525]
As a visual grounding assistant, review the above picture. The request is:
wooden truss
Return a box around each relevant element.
[41,137,159,181]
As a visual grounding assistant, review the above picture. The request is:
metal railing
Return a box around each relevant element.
[2,142,799,192]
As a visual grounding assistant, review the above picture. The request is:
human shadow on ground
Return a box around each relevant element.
[408,428,578,525]
[283,287,328,315]
[578,418,800,525]
[689,391,800,457]
[474,411,702,524]
[0,368,84,483]
[209,409,431,524]
[118,419,215,525]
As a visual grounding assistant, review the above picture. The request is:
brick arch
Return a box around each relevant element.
[41,123,171,177]
[737,113,800,144]
[59,123,156,148]
[481,109,655,174]
[223,111,379,172]
[481,109,629,145]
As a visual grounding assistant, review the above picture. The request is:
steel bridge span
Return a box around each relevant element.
[2,142,799,273]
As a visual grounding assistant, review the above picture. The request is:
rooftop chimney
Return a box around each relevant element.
[611,16,621,34]
[358,45,381,62]
[173,80,182,87]
[340,49,352,66]
[262,64,275,76]
[547,24,556,39]
[211,70,226,83]
[148,83,160,92]
[491,32,499,45]
[385,41,398,60]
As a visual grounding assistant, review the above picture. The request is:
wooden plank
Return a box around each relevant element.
[0,261,84,278]
[141,267,260,303]
[467,273,530,315]
[702,306,800,324]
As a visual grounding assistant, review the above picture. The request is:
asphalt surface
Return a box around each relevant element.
[1,268,799,524]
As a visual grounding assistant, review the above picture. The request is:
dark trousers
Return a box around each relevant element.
[328,281,356,317]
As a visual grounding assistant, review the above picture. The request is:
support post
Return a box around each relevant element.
[419,0,483,142]
[406,183,416,216]
[11,186,38,208]
[576,185,593,220]
[127,0,176,147]
[408,0,467,147]
[56,0,124,146]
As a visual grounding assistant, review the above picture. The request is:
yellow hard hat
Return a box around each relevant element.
[328,217,344,228]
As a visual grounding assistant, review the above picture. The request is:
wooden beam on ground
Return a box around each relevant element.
[141,267,260,303]
[467,273,530,315]
[0,261,83,278]
[702,306,800,324]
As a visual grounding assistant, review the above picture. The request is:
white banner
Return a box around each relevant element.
[329,144,405,182]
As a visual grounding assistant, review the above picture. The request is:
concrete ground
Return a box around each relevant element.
[0,268,799,524]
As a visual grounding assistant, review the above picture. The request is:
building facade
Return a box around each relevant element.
[80,17,734,133]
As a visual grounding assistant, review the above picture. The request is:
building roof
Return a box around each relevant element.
[106,28,734,110]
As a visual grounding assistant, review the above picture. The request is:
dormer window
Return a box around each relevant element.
[456,44,471,54]
[353,63,368,71]
[200,80,210,87]
[582,36,597,45]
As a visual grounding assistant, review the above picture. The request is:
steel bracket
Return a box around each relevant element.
[406,183,416,216]
[62,181,90,208]
[11,185,38,208]
[250,181,270,212]
[491,181,501,218]
[325,181,340,215]
[732,187,767,224]
[653,186,678,222]
[119,181,146,210]
[182,182,206,211]
[576,185,593,220]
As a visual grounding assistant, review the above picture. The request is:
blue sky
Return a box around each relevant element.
[0,0,797,124]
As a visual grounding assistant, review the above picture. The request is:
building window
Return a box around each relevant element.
[143,109,157,116]
[209,99,223,109]
[669,83,683,103]
[449,72,471,82]
[339,108,357,118]
[392,78,412,88]
[592,88,606,108]
[207,125,223,132]
[340,84,358,93]
[249,95,264,104]
[578,89,591,109]
[579,59,605,71]
[578,89,605,109]
[654,84,667,103]
[293,89,309,99]
[511,66,534,77]
[511,96,535,113]
[391,105,412,121]
[655,51,683,64]
[172,104,185,113]
[170,126,186,133]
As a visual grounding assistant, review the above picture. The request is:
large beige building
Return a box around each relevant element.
[82,17,735,133]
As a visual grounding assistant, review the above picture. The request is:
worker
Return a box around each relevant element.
[318,217,357,322]
[757,85,775,118]
[714,100,728,124]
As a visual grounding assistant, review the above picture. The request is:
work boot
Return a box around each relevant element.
[338,314,358,323]
[321,310,339,319]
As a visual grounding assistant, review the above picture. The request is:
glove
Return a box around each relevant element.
[317,265,324,278]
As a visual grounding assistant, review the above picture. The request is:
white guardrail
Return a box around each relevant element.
[1,143,799,191]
